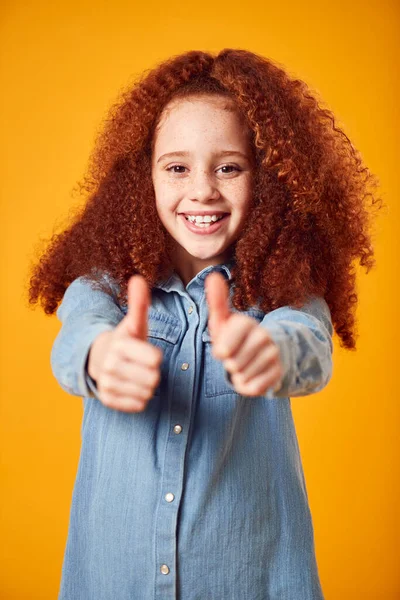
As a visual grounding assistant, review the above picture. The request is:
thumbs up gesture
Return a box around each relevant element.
[205,272,284,397]
[88,275,163,413]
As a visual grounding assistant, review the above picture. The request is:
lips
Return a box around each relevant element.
[179,213,229,235]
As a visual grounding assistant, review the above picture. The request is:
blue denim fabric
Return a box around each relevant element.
[51,261,333,600]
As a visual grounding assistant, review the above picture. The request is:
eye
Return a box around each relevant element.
[165,164,241,175]
[166,165,187,174]
[218,165,241,174]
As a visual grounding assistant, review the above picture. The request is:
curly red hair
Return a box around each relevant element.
[26,48,384,350]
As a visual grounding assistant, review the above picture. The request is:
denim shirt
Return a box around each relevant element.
[51,262,333,600]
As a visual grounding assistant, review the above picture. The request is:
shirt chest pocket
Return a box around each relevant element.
[147,310,181,397]
[202,329,237,397]
[119,305,181,398]
[201,308,265,398]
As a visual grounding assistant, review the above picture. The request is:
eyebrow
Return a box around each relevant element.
[156,150,250,164]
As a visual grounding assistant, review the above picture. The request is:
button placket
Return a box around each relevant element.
[155,297,198,598]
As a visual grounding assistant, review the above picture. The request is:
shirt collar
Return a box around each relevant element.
[156,260,235,294]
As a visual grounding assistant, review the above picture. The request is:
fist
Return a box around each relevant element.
[95,275,163,413]
[204,272,283,397]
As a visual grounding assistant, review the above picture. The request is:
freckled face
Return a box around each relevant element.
[151,95,254,274]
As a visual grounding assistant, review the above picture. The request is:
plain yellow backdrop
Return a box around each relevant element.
[1,0,398,598]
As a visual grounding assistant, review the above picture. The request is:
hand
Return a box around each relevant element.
[205,272,284,397]
[93,275,163,413]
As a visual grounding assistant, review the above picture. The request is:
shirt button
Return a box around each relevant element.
[181,362,189,371]
[160,564,170,575]
[188,305,193,314]
[173,424,182,434]
[165,492,175,502]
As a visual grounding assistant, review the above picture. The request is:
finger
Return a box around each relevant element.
[104,338,163,370]
[231,363,283,397]
[101,360,161,391]
[101,394,148,413]
[125,275,150,340]
[230,342,281,383]
[98,376,157,402]
[212,314,254,360]
[204,272,231,340]
[222,324,271,372]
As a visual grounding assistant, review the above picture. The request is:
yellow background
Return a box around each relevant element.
[1,0,398,598]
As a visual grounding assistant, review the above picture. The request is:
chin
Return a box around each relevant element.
[188,248,224,261]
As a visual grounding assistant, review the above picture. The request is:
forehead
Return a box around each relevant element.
[163,94,236,114]
[153,95,250,148]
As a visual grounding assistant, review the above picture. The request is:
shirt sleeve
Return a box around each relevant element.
[223,295,334,399]
[50,274,124,400]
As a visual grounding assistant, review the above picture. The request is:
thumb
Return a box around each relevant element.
[123,274,150,340]
[205,272,231,341]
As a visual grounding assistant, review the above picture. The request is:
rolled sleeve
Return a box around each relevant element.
[222,295,333,399]
[261,295,333,398]
[50,275,124,400]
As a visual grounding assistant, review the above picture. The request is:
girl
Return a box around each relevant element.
[28,48,382,600]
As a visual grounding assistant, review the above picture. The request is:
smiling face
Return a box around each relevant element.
[151,94,255,284]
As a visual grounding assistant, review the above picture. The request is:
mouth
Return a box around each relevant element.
[178,212,230,235]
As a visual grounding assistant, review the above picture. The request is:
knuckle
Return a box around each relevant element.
[101,393,146,412]
[224,357,237,373]
[233,314,249,329]
[151,370,161,388]
[269,344,279,360]
[250,382,263,395]
[100,393,116,408]
[228,314,240,326]
[117,339,133,360]
[274,358,284,378]
[121,402,144,414]
[238,313,250,324]
[244,315,258,331]
[151,347,163,367]
[103,357,117,374]
[110,338,124,355]
[131,397,147,409]
[231,373,245,391]
[138,387,151,401]
[241,388,255,397]
[129,404,143,413]
[98,374,114,392]
[257,327,270,343]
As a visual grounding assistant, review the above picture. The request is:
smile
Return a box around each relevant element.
[179,213,230,235]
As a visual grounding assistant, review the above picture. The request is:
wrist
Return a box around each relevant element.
[87,330,113,382]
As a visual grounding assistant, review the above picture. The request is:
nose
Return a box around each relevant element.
[187,170,221,203]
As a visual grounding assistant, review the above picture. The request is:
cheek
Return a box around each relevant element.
[154,194,177,225]
[229,175,253,200]
[230,187,253,215]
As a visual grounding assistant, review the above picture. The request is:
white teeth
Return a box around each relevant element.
[185,214,224,224]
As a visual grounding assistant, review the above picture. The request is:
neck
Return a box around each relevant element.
[171,246,233,286]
